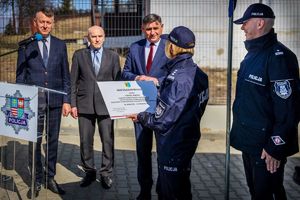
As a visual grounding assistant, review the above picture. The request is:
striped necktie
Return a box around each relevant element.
[42,39,48,66]
[93,50,100,75]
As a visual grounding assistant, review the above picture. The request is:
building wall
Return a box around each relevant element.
[151,0,300,69]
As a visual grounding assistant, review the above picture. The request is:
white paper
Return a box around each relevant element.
[98,81,157,119]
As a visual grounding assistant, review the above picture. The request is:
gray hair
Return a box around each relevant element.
[263,18,275,32]
[142,14,162,25]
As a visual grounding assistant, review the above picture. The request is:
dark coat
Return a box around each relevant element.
[122,38,169,81]
[70,47,121,115]
[230,29,300,160]
[138,53,209,167]
[16,35,71,107]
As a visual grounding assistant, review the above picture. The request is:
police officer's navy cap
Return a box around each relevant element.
[168,26,195,49]
[234,3,275,24]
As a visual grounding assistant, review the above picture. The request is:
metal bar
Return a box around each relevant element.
[31,142,36,200]
[225,1,234,199]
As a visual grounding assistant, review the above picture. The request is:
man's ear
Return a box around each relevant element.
[33,18,37,27]
[257,19,265,29]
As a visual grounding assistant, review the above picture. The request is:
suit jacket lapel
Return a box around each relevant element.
[152,41,164,71]
[98,49,107,78]
[140,40,147,74]
[84,48,94,73]
[32,41,45,68]
[47,37,55,68]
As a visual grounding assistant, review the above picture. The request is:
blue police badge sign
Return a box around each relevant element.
[1,90,35,134]
[274,80,292,99]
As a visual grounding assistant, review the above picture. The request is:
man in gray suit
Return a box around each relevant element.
[70,25,121,189]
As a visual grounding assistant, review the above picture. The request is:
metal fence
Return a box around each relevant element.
[0,0,299,104]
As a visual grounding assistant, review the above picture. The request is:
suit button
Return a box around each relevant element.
[45,82,48,86]
[45,71,47,75]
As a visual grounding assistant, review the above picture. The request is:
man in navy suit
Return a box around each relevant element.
[16,8,71,198]
[122,13,169,200]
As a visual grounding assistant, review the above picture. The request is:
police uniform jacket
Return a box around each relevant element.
[137,53,209,168]
[230,29,300,160]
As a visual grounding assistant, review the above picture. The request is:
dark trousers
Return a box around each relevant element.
[78,114,114,177]
[28,105,62,183]
[242,152,287,200]
[134,122,154,195]
[156,164,192,200]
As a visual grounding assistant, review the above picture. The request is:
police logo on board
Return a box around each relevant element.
[274,80,292,99]
[155,101,166,119]
[271,136,285,146]
[1,90,35,134]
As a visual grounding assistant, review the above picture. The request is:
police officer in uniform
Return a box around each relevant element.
[128,26,209,200]
[230,3,300,200]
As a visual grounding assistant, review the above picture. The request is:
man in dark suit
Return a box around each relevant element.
[70,25,121,189]
[16,8,71,198]
[122,14,169,200]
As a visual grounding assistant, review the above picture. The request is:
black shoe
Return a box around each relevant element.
[46,178,66,195]
[293,166,300,185]
[80,174,96,187]
[136,193,151,200]
[26,182,41,199]
[101,176,113,189]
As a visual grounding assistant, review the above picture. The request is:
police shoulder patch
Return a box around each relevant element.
[271,135,285,145]
[274,80,292,99]
[271,136,285,146]
[155,100,167,119]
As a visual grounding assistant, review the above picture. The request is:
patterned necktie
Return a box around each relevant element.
[42,39,48,66]
[93,50,100,75]
[146,43,155,73]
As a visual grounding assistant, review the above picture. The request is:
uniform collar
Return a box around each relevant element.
[166,53,193,71]
[244,28,277,52]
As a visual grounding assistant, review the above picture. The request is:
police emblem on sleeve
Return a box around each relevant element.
[155,101,166,118]
[271,136,285,146]
[274,80,292,99]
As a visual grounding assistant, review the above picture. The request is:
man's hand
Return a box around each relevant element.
[71,107,78,119]
[135,75,159,86]
[62,103,71,117]
[126,114,138,122]
[261,148,281,173]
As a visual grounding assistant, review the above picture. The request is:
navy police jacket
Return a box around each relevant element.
[230,29,300,160]
[138,53,209,167]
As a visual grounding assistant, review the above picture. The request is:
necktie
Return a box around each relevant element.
[42,39,48,66]
[146,43,155,73]
[93,50,100,75]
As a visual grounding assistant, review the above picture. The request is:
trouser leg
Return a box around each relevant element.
[242,152,287,200]
[134,123,153,195]
[97,115,114,177]
[78,114,96,174]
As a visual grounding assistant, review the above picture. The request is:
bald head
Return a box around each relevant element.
[88,26,105,49]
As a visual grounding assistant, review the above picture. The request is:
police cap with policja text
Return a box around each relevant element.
[233,3,275,24]
[168,26,195,49]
